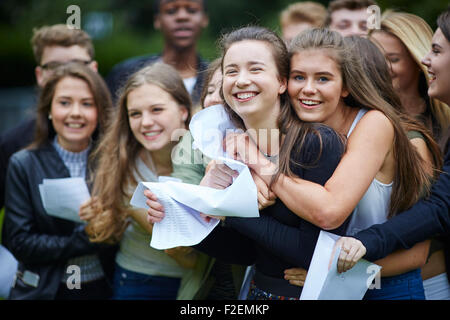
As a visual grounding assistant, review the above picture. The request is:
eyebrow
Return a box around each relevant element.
[56,96,93,100]
[432,43,443,50]
[128,103,165,111]
[224,61,266,68]
[162,0,201,5]
[291,70,335,77]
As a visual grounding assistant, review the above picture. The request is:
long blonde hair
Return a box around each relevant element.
[86,62,191,244]
[289,28,432,218]
[370,10,450,140]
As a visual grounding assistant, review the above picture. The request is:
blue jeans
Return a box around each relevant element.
[363,269,425,300]
[112,264,181,300]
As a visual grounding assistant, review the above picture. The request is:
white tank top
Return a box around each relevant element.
[346,109,394,236]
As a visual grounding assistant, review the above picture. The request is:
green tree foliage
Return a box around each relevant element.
[0,0,448,86]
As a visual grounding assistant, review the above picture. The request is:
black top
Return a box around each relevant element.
[3,143,116,299]
[105,53,208,106]
[195,125,350,296]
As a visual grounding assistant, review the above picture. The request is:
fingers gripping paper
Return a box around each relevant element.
[131,181,220,250]
[300,231,382,300]
[130,105,259,250]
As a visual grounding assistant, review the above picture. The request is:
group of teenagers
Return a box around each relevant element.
[1,0,450,301]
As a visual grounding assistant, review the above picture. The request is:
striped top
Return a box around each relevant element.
[52,136,105,283]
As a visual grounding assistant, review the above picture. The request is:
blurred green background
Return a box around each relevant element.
[1,0,449,85]
[0,0,448,133]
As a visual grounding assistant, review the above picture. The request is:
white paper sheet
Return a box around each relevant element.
[0,244,18,298]
[300,230,381,300]
[38,177,90,223]
[130,104,260,249]
[189,104,237,159]
[130,182,220,249]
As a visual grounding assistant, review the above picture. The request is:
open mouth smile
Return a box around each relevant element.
[234,92,258,102]
[300,99,322,109]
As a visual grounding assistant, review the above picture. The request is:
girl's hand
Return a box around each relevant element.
[78,197,99,222]
[201,160,239,189]
[332,237,367,273]
[284,267,308,287]
[224,132,277,178]
[199,212,224,223]
[224,132,258,165]
[165,246,198,269]
[144,189,165,224]
[252,169,276,210]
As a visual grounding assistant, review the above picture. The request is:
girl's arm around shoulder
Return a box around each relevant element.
[272,110,394,230]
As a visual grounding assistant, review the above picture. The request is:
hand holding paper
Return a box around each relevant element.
[39,177,91,223]
[131,105,260,249]
[300,231,381,300]
[131,181,220,249]
[334,236,368,273]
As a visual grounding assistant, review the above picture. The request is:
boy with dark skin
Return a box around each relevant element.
[106,0,209,106]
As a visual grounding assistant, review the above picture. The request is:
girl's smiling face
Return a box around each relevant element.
[288,49,348,128]
[222,40,287,124]
[370,31,421,95]
[127,83,187,152]
[203,68,223,108]
[50,76,98,152]
[422,28,450,105]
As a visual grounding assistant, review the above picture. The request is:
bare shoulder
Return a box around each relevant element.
[360,109,392,128]
[352,109,394,139]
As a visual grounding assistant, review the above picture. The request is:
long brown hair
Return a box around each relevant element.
[289,28,432,218]
[86,62,191,244]
[30,62,112,151]
[345,35,443,173]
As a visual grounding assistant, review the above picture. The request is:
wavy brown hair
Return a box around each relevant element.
[288,28,433,218]
[86,62,191,244]
[29,62,112,152]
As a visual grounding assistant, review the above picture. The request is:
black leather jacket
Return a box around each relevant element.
[3,142,116,299]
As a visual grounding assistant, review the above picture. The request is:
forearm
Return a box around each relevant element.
[226,215,319,269]
[5,225,96,264]
[193,225,256,266]
[374,240,430,277]
[271,175,349,230]
[250,129,354,230]
[128,208,153,234]
[355,189,449,261]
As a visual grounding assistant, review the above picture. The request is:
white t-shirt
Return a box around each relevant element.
[183,77,197,95]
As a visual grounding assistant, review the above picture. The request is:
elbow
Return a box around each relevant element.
[418,255,428,269]
[312,206,349,231]
[418,241,432,268]
[418,248,430,269]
